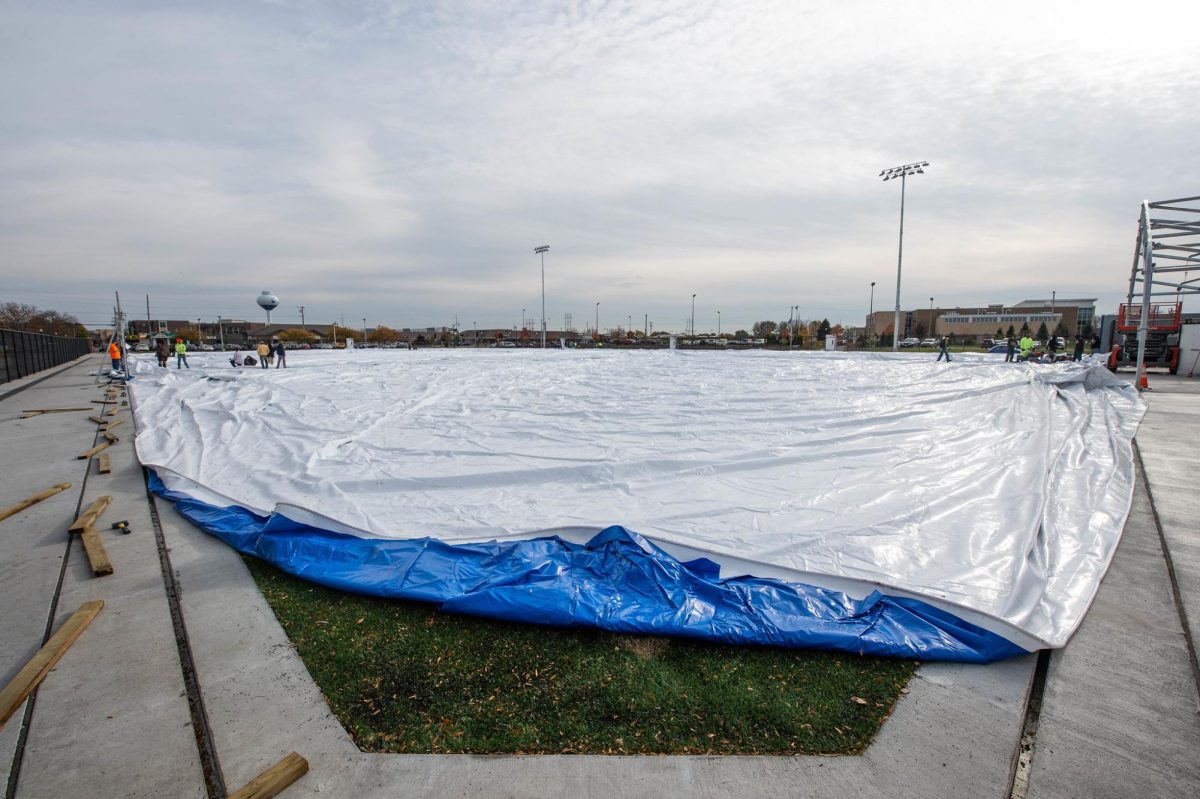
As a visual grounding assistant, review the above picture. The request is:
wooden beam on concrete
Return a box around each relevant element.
[102,431,119,444]
[97,455,111,475]
[0,483,72,523]
[20,407,95,414]
[79,525,113,576]
[105,408,119,417]
[68,496,112,533]
[77,442,111,460]
[227,752,309,799]
[88,415,106,424]
[103,418,125,432]
[0,600,104,731]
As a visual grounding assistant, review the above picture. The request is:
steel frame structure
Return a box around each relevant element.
[1126,195,1200,388]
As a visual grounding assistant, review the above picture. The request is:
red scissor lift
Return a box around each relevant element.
[1109,301,1183,374]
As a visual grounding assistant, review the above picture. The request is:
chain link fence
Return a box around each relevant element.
[1,328,92,385]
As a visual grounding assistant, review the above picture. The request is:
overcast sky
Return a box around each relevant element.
[2,0,1197,334]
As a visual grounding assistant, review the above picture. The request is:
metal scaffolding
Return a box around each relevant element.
[1126,195,1200,388]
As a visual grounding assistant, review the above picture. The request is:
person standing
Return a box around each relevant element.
[1073,337,1085,362]
[256,341,270,370]
[1018,333,1035,362]
[274,339,287,369]
[1005,335,1016,363]
[155,336,170,368]
[1048,335,1059,360]
[936,335,952,362]
[174,338,190,369]
[107,339,123,373]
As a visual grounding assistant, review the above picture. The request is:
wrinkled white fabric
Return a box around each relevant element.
[131,349,1143,649]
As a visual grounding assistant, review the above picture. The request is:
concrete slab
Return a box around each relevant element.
[0,362,206,798]
[1026,465,1200,798]
[0,364,100,789]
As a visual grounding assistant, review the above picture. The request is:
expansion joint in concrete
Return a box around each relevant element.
[134,404,228,798]
[1006,648,1052,799]
[1132,440,1200,701]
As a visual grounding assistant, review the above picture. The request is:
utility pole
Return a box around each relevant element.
[535,245,550,348]
[218,316,225,349]
[299,306,306,328]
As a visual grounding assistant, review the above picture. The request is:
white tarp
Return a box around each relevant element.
[131,349,1144,649]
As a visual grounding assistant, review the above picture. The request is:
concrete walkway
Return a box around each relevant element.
[1,358,1197,798]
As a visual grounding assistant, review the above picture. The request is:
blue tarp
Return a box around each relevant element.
[149,472,1026,663]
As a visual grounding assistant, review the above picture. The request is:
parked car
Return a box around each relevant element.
[987,344,1009,354]
[899,337,921,348]
[920,338,938,347]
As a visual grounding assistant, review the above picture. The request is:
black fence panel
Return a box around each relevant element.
[0,329,92,385]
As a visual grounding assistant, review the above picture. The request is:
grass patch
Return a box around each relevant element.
[244,557,916,755]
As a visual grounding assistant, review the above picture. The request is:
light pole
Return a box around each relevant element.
[788,305,797,351]
[691,294,696,338]
[929,297,934,337]
[628,315,632,337]
[217,315,225,350]
[880,160,929,351]
[717,310,721,337]
[362,317,367,343]
[299,306,305,328]
[595,302,599,337]
[522,308,526,331]
[869,281,876,349]
[535,245,549,348]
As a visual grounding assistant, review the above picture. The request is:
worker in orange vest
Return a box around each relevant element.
[107,339,123,373]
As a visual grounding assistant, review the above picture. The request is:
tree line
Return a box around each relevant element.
[0,302,88,338]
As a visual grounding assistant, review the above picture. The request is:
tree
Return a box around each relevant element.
[752,320,777,337]
[367,326,399,344]
[1006,325,1016,337]
[0,302,86,337]
[734,329,749,340]
[996,328,1004,340]
[174,326,202,343]
[279,328,317,344]
[913,322,927,340]
[1019,322,1030,335]
[1053,321,1069,339]
[1036,322,1049,341]
[816,319,832,339]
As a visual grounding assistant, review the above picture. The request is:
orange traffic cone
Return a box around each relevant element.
[1138,371,1149,390]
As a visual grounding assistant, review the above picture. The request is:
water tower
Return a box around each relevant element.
[256,290,279,324]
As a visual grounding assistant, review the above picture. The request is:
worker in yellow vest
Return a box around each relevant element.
[1018,334,1034,362]
[174,338,190,370]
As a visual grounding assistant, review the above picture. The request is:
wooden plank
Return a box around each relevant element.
[105,408,119,417]
[89,400,110,404]
[227,752,309,799]
[20,412,43,419]
[20,407,94,413]
[0,483,72,523]
[0,600,104,731]
[102,431,119,444]
[79,525,113,576]
[68,496,112,533]
[77,442,111,460]
[97,455,111,475]
[103,418,125,432]
[88,415,106,424]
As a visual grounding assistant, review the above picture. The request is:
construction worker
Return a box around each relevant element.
[107,339,123,373]
[1018,333,1035,362]
[174,338,190,369]
[256,340,271,370]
